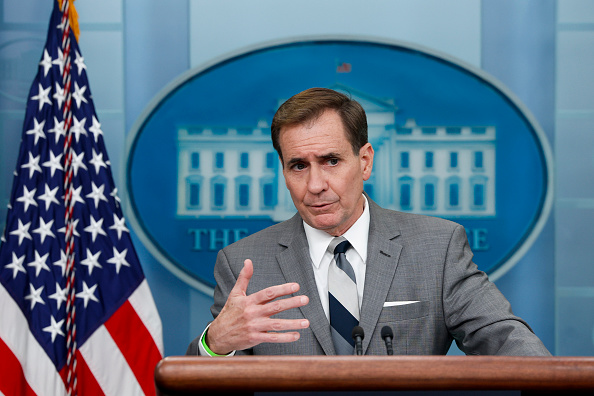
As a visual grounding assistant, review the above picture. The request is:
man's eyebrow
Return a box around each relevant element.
[286,152,342,167]
[286,157,304,167]
[319,152,341,160]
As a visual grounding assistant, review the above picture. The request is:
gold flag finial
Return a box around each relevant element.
[57,0,80,41]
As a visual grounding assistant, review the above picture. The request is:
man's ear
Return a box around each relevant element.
[359,143,374,181]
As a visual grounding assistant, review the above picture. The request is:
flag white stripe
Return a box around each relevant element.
[79,324,144,396]
[0,283,67,396]
[128,279,164,355]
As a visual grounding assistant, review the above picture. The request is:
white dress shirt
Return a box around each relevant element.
[302,194,370,320]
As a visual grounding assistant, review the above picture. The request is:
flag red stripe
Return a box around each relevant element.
[76,350,106,396]
[0,337,37,396]
[104,300,162,396]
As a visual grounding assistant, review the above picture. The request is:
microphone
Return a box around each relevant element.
[352,325,364,356]
[381,326,394,355]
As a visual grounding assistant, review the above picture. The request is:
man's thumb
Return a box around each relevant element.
[232,259,253,295]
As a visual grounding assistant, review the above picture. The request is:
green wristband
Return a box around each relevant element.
[201,330,225,356]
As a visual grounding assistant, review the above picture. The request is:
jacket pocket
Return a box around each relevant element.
[377,301,430,323]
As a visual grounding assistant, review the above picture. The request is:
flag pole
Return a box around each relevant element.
[58,1,78,394]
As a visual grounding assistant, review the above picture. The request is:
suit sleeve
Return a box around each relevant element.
[442,225,551,356]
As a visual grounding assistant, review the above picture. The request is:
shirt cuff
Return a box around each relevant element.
[199,323,236,357]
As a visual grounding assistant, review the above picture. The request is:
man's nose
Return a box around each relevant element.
[307,165,328,194]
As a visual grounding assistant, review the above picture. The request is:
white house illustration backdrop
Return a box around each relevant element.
[176,86,496,221]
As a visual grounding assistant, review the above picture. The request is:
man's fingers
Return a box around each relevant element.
[257,295,309,317]
[250,331,303,344]
[250,282,301,305]
[251,318,310,333]
[243,318,310,346]
[231,259,254,296]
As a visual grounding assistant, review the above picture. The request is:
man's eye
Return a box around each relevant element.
[328,158,339,166]
[293,163,306,170]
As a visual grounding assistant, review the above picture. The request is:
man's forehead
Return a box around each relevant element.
[281,132,347,158]
[278,109,351,155]
[280,109,336,132]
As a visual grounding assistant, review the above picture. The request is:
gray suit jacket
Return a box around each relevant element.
[187,199,550,356]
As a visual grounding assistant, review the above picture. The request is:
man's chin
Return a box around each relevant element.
[304,214,339,233]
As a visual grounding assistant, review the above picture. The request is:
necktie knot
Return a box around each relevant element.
[334,240,351,255]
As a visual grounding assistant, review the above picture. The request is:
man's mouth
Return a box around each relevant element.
[308,202,334,210]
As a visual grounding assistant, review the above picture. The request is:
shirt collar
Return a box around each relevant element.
[303,194,370,268]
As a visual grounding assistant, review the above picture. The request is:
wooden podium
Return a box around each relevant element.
[154,356,594,395]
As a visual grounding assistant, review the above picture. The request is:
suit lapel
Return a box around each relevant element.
[359,201,403,354]
[276,215,336,355]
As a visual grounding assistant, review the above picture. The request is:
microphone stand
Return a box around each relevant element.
[381,326,394,355]
[352,326,364,356]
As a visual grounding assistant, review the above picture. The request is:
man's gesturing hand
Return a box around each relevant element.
[206,259,310,355]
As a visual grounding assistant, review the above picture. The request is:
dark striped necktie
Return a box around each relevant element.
[328,237,360,355]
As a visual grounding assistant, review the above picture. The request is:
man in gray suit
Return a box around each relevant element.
[187,87,550,356]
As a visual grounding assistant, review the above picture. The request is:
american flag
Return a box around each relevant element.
[336,62,352,73]
[0,1,163,395]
